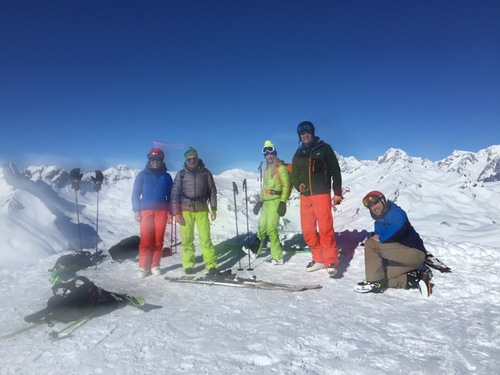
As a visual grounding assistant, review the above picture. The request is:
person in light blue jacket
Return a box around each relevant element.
[132,148,173,279]
[355,191,432,295]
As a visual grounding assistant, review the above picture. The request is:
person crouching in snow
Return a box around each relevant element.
[355,191,433,296]
[243,140,291,265]
[171,147,219,275]
[131,148,173,279]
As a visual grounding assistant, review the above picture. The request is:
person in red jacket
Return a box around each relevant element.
[290,121,343,277]
[131,148,173,279]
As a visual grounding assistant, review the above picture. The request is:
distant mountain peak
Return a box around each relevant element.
[23,165,69,188]
[478,155,500,182]
[437,145,500,182]
[377,148,412,165]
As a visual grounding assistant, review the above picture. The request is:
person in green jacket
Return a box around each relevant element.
[243,140,291,264]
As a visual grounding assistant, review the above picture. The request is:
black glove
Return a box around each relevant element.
[253,201,263,215]
[91,170,104,192]
[70,168,83,191]
[277,201,287,217]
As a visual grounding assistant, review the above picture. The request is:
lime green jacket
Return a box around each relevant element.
[260,162,291,203]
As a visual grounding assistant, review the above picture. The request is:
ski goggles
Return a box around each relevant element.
[262,146,276,155]
[362,194,381,208]
[297,123,313,135]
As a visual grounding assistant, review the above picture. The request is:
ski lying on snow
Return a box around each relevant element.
[1,294,145,341]
[425,253,451,273]
[116,294,145,307]
[0,322,46,340]
[164,274,321,292]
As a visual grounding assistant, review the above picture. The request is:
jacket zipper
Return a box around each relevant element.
[308,143,322,195]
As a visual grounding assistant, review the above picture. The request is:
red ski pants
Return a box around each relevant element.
[139,209,168,270]
[300,194,338,266]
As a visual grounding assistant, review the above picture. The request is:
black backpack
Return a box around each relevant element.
[25,276,100,324]
[48,250,104,284]
[108,235,140,262]
[24,276,133,324]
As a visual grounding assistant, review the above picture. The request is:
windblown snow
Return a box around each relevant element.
[1,146,499,375]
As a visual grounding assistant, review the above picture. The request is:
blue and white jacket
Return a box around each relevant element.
[373,201,426,253]
[131,165,173,212]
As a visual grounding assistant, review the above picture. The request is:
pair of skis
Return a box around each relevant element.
[47,295,146,341]
[165,270,322,292]
[1,295,145,341]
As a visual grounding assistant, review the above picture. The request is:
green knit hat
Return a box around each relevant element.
[184,147,198,160]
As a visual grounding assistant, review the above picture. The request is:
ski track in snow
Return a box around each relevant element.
[1,237,499,375]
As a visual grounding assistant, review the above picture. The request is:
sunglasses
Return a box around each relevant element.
[297,123,313,135]
[148,156,163,162]
[362,194,381,208]
[262,146,276,155]
[186,157,198,162]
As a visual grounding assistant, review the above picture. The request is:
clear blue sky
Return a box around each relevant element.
[1,0,499,174]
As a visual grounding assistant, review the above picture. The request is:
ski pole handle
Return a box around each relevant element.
[70,168,83,191]
[242,179,247,191]
[91,170,104,192]
[232,182,238,195]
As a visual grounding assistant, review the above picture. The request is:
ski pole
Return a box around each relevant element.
[49,312,95,341]
[242,179,253,271]
[75,192,83,251]
[232,182,243,271]
[170,219,173,251]
[95,192,99,268]
[91,170,104,269]
[173,221,177,254]
[258,162,263,191]
[70,168,83,252]
[171,220,178,254]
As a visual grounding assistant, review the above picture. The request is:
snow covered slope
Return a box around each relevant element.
[0,146,499,374]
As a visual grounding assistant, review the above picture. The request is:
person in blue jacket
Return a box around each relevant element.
[131,148,173,278]
[355,191,432,295]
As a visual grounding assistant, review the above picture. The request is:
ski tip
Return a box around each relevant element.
[126,296,146,307]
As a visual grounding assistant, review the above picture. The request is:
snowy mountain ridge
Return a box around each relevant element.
[436,145,500,182]
[14,145,500,187]
[1,145,499,266]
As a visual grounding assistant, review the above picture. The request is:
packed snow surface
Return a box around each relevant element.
[1,147,499,374]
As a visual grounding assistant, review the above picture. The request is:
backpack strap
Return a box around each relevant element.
[275,162,284,186]
[274,162,292,200]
